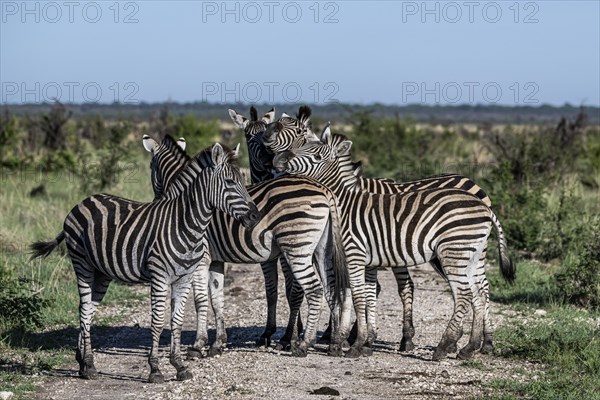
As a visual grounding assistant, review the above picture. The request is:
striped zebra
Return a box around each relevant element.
[228,106,320,348]
[29,143,259,383]
[273,131,515,360]
[261,110,500,353]
[143,134,349,358]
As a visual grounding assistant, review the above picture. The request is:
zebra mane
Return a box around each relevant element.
[161,143,239,199]
[296,105,312,123]
[195,143,240,170]
[351,160,364,177]
[161,134,190,162]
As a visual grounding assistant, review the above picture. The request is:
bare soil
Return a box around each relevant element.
[35,263,534,399]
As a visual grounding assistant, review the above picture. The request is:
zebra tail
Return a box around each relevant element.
[30,231,65,260]
[328,195,350,306]
[490,211,516,284]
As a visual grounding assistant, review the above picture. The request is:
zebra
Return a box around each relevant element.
[228,106,322,349]
[143,134,349,358]
[29,143,259,383]
[261,109,500,353]
[273,131,515,360]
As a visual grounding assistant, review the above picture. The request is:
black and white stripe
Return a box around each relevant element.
[262,111,497,352]
[30,143,258,383]
[273,132,515,360]
[145,134,349,357]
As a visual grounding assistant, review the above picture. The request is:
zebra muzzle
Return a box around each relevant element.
[273,151,293,173]
[240,204,261,229]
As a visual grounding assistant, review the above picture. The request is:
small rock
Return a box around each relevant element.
[0,392,14,400]
[310,387,340,396]
[534,309,547,317]
[441,370,450,379]
[344,371,352,375]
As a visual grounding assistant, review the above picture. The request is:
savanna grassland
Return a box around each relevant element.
[1,103,599,399]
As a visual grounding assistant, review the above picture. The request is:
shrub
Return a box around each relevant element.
[556,224,600,309]
[0,266,49,335]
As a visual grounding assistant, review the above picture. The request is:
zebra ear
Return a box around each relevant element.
[281,112,290,118]
[176,137,186,151]
[211,143,225,166]
[143,135,158,153]
[334,140,353,157]
[297,105,312,126]
[262,108,275,124]
[320,123,331,143]
[228,109,248,130]
[233,143,241,157]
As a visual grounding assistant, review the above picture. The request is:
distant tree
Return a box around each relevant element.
[39,101,72,150]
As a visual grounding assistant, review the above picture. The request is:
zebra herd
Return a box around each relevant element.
[30,105,515,383]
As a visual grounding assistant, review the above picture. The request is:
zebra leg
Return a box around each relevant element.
[286,256,324,357]
[327,289,352,357]
[457,278,486,360]
[456,247,488,359]
[189,263,210,359]
[429,257,462,354]
[75,267,110,380]
[344,266,368,359]
[481,273,494,354]
[277,256,304,350]
[208,262,227,357]
[363,267,379,356]
[148,278,168,383]
[257,258,279,347]
[347,279,380,346]
[392,266,415,351]
[169,274,194,381]
[432,245,485,361]
[476,246,495,354]
[278,278,304,350]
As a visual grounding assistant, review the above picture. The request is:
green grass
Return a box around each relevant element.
[486,261,600,400]
[0,156,152,397]
[488,261,562,307]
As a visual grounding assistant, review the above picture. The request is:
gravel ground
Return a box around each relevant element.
[35,263,533,399]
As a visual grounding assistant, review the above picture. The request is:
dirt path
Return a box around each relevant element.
[35,263,532,399]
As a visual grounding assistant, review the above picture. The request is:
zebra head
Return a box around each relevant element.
[262,105,320,155]
[197,143,261,229]
[143,134,188,200]
[229,106,275,183]
[273,132,355,188]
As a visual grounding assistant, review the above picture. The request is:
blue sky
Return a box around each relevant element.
[1,0,599,106]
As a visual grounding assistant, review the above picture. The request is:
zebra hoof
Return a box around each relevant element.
[447,343,458,354]
[457,347,475,360]
[327,344,344,357]
[79,366,98,380]
[431,348,447,361]
[291,344,308,358]
[207,346,223,358]
[361,347,374,357]
[345,347,361,359]
[255,336,271,348]
[176,368,193,381]
[275,340,291,351]
[187,347,205,359]
[481,342,494,355]
[148,372,165,384]
[400,339,415,352]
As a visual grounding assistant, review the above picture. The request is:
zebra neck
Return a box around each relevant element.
[162,167,213,242]
[320,158,360,196]
[247,133,275,183]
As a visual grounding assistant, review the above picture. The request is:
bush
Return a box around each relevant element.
[0,267,49,335]
[556,224,600,309]
[76,120,133,194]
